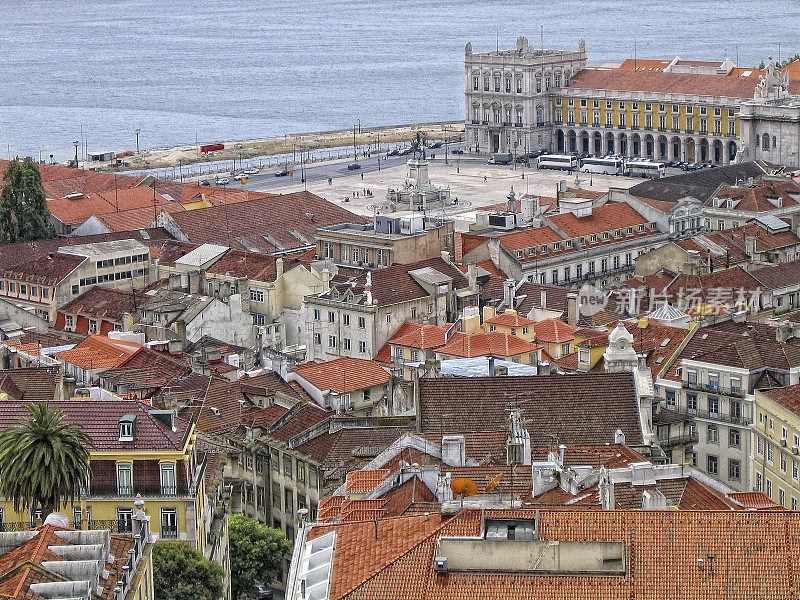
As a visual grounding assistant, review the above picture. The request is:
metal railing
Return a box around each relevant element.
[92,484,189,497]
[667,404,751,426]
[161,525,178,539]
[659,433,699,448]
[686,381,745,398]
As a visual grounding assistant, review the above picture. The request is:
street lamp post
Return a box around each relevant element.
[135,128,141,154]
[73,141,80,168]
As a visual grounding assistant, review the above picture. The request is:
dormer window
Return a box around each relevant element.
[638,225,646,232]
[540,245,548,254]
[118,415,136,441]
[578,348,590,364]
[552,242,560,251]
[565,240,573,249]
[527,247,536,256]
[590,235,597,243]
[614,230,622,238]
[602,232,610,241]
[627,227,634,236]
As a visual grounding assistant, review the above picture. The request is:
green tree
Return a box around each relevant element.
[229,514,292,599]
[0,158,56,244]
[153,541,223,600]
[0,403,93,520]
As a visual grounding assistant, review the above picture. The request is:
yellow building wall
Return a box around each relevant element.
[753,391,800,509]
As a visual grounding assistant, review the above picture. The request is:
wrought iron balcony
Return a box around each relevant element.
[685,381,745,398]
[161,524,178,539]
[667,403,751,426]
[659,433,699,448]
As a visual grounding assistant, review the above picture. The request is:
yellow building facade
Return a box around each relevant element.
[753,385,800,509]
[0,398,208,552]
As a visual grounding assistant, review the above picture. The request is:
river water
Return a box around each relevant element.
[1,0,797,160]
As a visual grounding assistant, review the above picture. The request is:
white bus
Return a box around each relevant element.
[537,154,577,170]
[580,156,623,175]
[624,160,666,179]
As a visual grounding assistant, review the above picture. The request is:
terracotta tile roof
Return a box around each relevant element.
[266,403,332,444]
[316,508,800,600]
[293,427,412,465]
[101,347,191,391]
[320,257,470,307]
[47,186,178,227]
[387,322,451,351]
[92,200,186,232]
[567,66,800,98]
[345,469,391,492]
[487,226,562,252]
[727,491,783,509]
[760,382,800,416]
[0,252,86,286]
[482,280,571,315]
[752,259,800,290]
[54,335,141,370]
[56,286,146,324]
[709,178,800,212]
[533,318,578,343]
[485,311,535,328]
[663,265,765,304]
[0,397,189,452]
[0,367,60,403]
[664,326,800,381]
[293,357,390,394]
[418,373,643,446]
[675,235,749,269]
[164,191,366,253]
[0,229,172,272]
[436,331,539,358]
[305,513,447,599]
[237,371,309,403]
[548,202,649,238]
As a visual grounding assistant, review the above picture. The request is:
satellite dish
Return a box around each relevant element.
[450,477,479,498]
[484,473,503,492]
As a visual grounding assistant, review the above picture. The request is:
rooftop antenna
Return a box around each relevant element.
[496,29,499,54]
[634,41,637,70]
[540,25,543,50]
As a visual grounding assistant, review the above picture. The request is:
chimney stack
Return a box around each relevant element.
[566,292,578,325]
[540,288,547,309]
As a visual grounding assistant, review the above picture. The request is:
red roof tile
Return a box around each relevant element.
[54,335,141,370]
[293,357,390,394]
[533,318,578,343]
[436,331,539,358]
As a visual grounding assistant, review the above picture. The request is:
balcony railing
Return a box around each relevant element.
[91,484,189,498]
[686,381,745,398]
[659,433,699,448]
[0,522,36,532]
[667,403,751,426]
[161,525,178,539]
[514,122,523,127]
[471,120,480,125]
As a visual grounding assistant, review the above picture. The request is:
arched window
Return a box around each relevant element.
[762,133,770,151]
[536,105,544,125]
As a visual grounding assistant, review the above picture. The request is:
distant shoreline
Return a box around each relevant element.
[99,121,464,172]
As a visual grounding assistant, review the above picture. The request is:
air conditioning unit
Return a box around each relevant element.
[780,438,788,447]
[792,445,799,455]
[433,556,448,572]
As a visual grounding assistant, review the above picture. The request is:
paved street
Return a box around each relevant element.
[204,148,644,228]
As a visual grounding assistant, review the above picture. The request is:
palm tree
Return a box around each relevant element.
[0,403,93,522]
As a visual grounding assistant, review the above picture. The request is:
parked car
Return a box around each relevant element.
[253,585,273,600]
[398,147,413,156]
[387,148,400,156]
[243,168,259,175]
[274,169,289,177]
[428,141,443,149]
[451,148,464,154]
[215,177,230,185]
[347,162,362,170]
[199,180,211,186]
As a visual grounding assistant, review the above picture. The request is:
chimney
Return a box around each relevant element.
[540,288,547,308]
[566,292,578,325]
[745,235,757,257]
[441,435,466,467]
[467,264,478,291]
[558,444,566,467]
[488,356,496,376]
[482,305,497,324]
[441,250,451,263]
[503,278,516,309]
[776,321,792,343]
[276,257,284,279]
